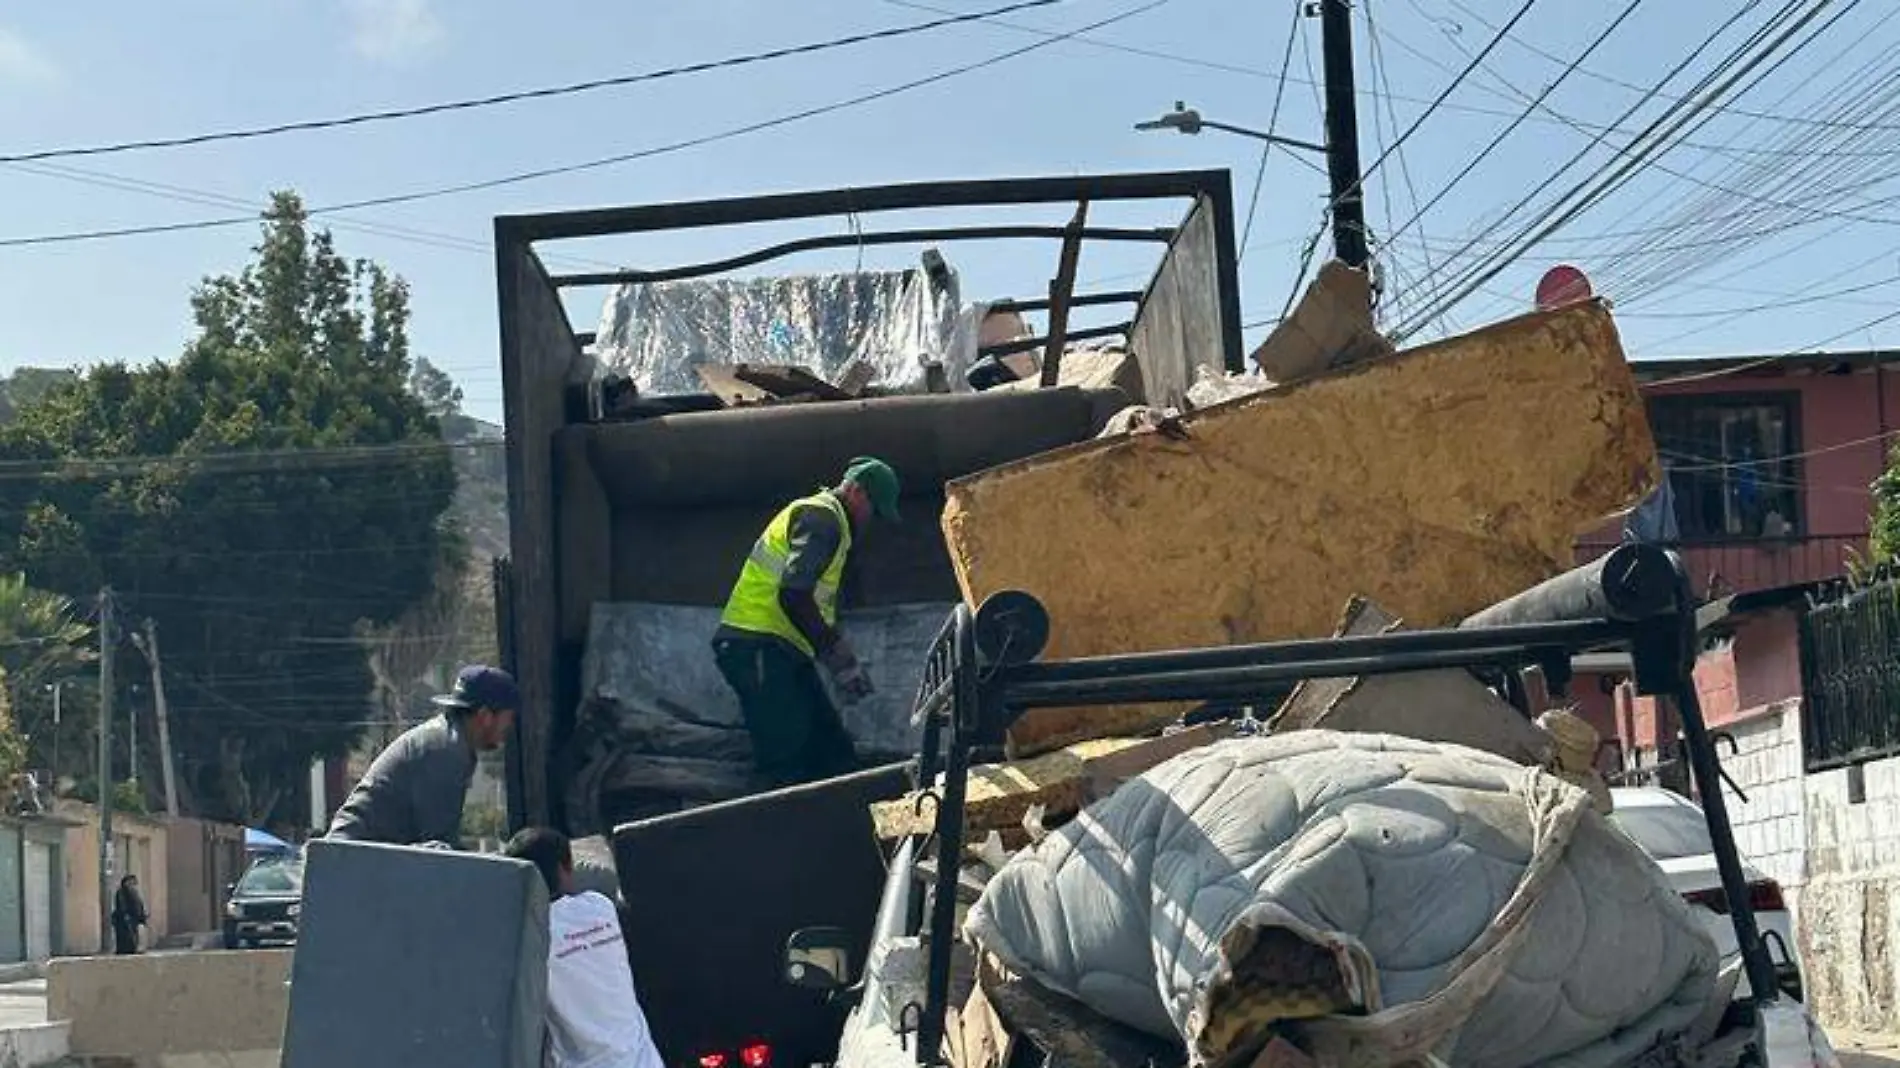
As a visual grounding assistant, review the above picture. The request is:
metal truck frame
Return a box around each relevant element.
[874,544,1779,1065]
[494,169,1246,834]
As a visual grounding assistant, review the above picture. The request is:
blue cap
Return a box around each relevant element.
[433,665,520,713]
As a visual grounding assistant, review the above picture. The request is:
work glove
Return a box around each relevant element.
[821,639,875,705]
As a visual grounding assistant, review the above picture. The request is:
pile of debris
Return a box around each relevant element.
[875,266,1738,1068]
[583,250,1156,417]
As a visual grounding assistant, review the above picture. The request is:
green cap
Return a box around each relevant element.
[844,456,901,522]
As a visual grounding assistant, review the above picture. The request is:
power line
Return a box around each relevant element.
[886,0,1888,159]
[1239,6,1304,261]
[1376,0,1645,254]
[0,437,499,482]
[1394,0,1835,339]
[1351,0,1541,191]
[0,0,1169,250]
[1373,0,1780,323]
[1363,0,1442,331]
[1620,274,1900,321]
[1437,0,1900,135]
[3,159,627,272]
[0,0,1061,165]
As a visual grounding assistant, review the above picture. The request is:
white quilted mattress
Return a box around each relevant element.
[964,732,1720,1068]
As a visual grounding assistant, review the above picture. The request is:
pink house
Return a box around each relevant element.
[1570,350,1895,754]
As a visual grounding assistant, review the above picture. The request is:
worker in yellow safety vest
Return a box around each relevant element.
[713,457,902,787]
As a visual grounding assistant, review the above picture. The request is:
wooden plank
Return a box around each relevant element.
[1266,598,1552,766]
[835,359,879,397]
[696,364,775,407]
[1040,201,1090,388]
[949,979,1015,1068]
[869,725,1227,840]
[940,301,1659,757]
[734,363,853,401]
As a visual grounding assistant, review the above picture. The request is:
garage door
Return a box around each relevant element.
[23,841,51,961]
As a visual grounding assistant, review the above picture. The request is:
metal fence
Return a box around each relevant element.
[1800,578,1900,771]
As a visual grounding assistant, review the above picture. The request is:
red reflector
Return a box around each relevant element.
[1681,880,1786,916]
[741,1043,772,1068]
[699,1054,729,1068]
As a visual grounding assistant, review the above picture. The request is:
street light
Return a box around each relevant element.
[1135,101,1329,157]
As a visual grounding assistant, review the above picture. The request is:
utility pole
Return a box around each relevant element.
[133,619,180,818]
[1318,0,1370,269]
[96,589,115,955]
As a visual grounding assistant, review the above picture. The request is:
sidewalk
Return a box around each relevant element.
[0,977,67,1067]
[1840,1033,1900,1067]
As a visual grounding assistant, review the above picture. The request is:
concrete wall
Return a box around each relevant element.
[57,802,169,954]
[165,817,245,936]
[1717,706,1808,891]
[48,949,289,1067]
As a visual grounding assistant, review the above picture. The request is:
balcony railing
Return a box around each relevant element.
[1573,534,1868,600]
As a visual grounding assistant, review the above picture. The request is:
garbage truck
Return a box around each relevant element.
[482,170,1823,1068]
[782,548,1815,1068]
[489,170,1248,1068]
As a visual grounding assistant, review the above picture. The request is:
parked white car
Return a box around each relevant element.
[1609,786,1838,1067]
[1608,786,1802,997]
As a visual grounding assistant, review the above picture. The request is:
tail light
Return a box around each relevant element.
[1683,879,1785,915]
[698,1054,729,1068]
[741,1043,772,1068]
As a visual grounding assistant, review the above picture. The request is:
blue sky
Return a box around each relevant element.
[2,1,1896,424]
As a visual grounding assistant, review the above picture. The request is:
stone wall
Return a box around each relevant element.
[1662,698,1900,1034]
[1799,749,1900,1033]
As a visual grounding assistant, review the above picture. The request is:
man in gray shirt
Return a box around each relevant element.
[327,665,519,847]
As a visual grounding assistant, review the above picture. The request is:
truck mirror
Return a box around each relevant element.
[784,926,853,991]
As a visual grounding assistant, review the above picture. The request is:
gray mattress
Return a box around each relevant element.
[964,732,1720,1068]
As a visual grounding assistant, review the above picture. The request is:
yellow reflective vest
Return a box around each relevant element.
[718,492,853,657]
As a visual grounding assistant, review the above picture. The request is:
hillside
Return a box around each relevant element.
[442,412,509,561]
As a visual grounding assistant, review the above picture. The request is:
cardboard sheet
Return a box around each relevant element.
[940,302,1657,756]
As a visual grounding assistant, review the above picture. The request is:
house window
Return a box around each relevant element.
[1649,394,1801,540]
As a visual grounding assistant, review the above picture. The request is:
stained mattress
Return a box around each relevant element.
[964,732,1719,1068]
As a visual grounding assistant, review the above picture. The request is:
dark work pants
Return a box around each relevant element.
[713,637,859,788]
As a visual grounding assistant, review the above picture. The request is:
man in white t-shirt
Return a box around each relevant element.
[506,827,664,1068]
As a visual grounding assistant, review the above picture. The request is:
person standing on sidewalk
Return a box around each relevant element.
[712,457,902,787]
[327,665,518,847]
[111,874,148,955]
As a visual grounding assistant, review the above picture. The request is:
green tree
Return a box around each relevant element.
[409,357,465,422]
[0,369,80,426]
[1873,450,1900,565]
[0,573,96,786]
[0,192,460,825]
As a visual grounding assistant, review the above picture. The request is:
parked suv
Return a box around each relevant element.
[223,854,304,950]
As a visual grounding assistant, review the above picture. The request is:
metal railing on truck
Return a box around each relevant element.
[896,544,1778,1066]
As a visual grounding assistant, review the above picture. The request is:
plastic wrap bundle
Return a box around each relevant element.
[964,732,1720,1068]
[592,267,964,396]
